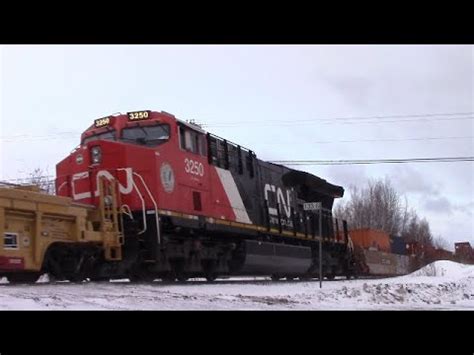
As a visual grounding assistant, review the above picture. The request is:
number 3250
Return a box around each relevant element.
[185,158,204,176]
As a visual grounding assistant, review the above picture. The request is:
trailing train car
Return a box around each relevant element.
[454,242,474,264]
[52,110,354,282]
[349,229,391,253]
[349,229,415,276]
[0,180,123,283]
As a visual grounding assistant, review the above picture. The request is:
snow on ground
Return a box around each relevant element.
[1,261,473,310]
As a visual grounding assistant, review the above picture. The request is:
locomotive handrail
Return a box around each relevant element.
[132,172,161,246]
[206,132,254,156]
[129,177,148,235]
[121,204,133,219]
[56,181,68,194]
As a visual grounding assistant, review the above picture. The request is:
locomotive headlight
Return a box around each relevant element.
[90,146,102,163]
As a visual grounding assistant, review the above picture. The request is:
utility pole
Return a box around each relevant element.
[303,201,323,288]
[319,205,322,289]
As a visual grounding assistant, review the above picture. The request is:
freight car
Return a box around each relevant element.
[0,110,355,283]
[0,179,123,283]
[348,229,416,276]
[454,242,474,264]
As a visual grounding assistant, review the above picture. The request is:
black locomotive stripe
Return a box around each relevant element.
[156,208,344,243]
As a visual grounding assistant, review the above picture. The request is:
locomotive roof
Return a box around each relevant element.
[82,110,345,198]
[176,118,207,134]
[281,169,344,198]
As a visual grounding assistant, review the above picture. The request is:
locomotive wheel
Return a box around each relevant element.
[205,273,217,282]
[128,267,157,283]
[68,256,95,283]
[202,260,217,283]
[271,274,281,281]
[176,273,189,282]
[161,272,176,283]
[68,274,86,283]
[89,277,110,282]
[8,273,41,284]
[129,274,157,283]
[286,276,295,281]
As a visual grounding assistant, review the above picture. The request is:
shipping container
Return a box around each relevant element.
[361,250,413,276]
[390,235,407,255]
[454,242,474,263]
[455,242,473,257]
[436,248,453,260]
[348,228,391,253]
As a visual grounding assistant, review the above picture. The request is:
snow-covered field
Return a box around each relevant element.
[1,261,473,310]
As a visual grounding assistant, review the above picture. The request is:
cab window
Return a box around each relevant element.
[179,126,205,155]
[82,130,116,145]
[121,124,170,147]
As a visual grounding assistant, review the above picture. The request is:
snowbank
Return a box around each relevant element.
[409,260,474,278]
[0,261,473,310]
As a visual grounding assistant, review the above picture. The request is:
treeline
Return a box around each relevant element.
[334,178,441,247]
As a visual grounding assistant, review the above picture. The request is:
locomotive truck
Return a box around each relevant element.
[0,110,355,283]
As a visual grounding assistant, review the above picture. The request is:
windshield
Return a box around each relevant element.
[121,124,170,147]
[83,130,116,145]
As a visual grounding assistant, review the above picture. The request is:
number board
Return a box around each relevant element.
[94,116,111,128]
[303,202,322,211]
[127,110,151,121]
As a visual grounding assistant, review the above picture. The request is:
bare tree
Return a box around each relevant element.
[26,168,55,195]
[433,236,450,250]
[401,211,433,246]
[399,196,410,236]
[336,178,404,235]
[335,177,435,246]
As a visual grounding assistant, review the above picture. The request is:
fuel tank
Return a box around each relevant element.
[237,240,312,275]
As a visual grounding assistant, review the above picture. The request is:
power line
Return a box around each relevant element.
[1,176,55,182]
[0,132,79,139]
[257,136,474,145]
[2,157,472,182]
[201,111,474,126]
[270,156,474,166]
[281,111,474,123]
[313,136,474,144]
[2,134,473,146]
[203,111,474,125]
[1,111,473,140]
[203,116,474,127]
[3,133,474,145]
[1,137,80,143]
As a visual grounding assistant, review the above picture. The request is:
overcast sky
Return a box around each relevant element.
[0,45,472,248]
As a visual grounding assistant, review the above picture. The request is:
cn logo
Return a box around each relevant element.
[71,168,134,200]
[264,184,292,218]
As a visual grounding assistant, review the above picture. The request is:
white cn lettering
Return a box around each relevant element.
[95,168,134,196]
[264,183,291,218]
[264,184,278,216]
[71,168,134,200]
[277,188,292,218]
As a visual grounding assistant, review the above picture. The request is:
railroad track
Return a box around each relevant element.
[0,276,380,287]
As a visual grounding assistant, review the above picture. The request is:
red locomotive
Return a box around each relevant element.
[55,110,353,281]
